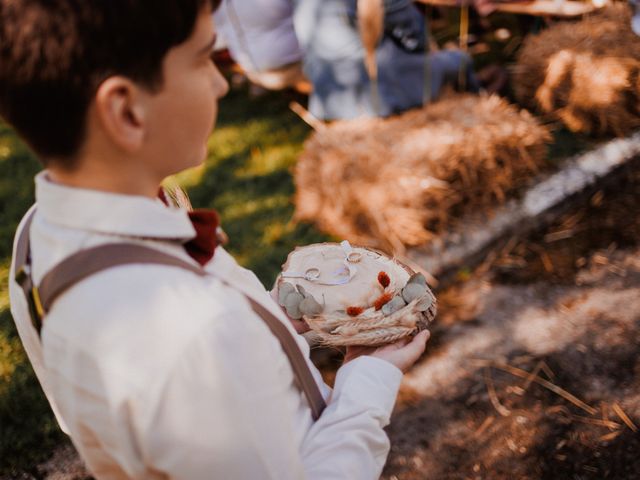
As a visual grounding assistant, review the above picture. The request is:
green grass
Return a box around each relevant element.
[0,86,329,474]
[0,123,65,474]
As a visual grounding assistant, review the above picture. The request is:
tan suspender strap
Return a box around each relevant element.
[14,211,326,420]
[245,297,327,420]
[15,209,36,274]
[37,243,208,312]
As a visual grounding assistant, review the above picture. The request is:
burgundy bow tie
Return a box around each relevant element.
[158,188,221,266]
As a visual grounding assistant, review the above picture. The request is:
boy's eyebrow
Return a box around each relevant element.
[199,33,218,55]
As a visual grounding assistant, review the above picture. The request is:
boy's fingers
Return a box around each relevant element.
[344,345,377,363]
[406,330,430,356]
[291,319,310,334]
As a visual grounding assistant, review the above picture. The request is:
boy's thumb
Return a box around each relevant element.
[409,329,430,353]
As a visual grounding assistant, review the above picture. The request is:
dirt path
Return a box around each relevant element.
[384,246,640,480]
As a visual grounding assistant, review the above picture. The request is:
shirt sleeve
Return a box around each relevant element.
[138,303,403,480]
[300,355,403,479]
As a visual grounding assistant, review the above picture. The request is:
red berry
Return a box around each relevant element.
[373,292,394,310]
[378,271,391,288]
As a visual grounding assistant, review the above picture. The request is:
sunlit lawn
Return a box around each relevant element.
[0,85,329,474]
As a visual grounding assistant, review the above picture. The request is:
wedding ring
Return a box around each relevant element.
[282,268,320,282]
[346,251,362,263]
[304,268,320,281]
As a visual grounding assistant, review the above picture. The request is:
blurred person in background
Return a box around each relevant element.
[214,0,307,90]
[294,0,481,120]
[216,0,483,120]
[631,0,640,35]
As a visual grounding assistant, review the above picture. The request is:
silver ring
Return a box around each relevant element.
[346,252,362,263]
[304,268,320,281]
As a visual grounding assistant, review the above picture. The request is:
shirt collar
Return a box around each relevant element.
[35,171,196,241]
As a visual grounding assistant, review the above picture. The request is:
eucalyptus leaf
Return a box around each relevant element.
[407,272,427,287]
[277,282,296,305]
[402,283,425,303]
[382,295,406,315]
[299,296,323,316]
[283,291,304,319]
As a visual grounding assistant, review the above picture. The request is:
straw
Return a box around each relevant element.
[612,402,639,432]
[484,368,511,417]
[294,94,550,252]
[514,3,640,137]
[472,360,597,415]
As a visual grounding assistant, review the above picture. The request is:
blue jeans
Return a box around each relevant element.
[293,0,479,120]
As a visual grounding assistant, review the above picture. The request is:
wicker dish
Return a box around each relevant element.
[276,242,436,347]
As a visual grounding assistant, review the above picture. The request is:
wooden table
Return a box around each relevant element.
[414,0,602,17]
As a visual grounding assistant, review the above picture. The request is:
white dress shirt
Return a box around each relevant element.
[9,172,403,479]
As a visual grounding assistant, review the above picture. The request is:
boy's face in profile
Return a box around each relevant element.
[143,7,228,177]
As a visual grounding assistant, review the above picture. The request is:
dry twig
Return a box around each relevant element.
[484,368,511,417]
[473,415,496,438]
[568,414,621,430]
[472,359,597,415]
[599,431,622,442]
[612,402,639,433]
[289,101,326,132]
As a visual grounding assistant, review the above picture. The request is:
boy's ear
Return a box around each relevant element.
[94,76,147,152]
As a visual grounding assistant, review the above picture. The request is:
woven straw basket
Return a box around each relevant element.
[276,242,436,347]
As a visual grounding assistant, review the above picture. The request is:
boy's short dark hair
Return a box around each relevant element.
[0,0,220,165]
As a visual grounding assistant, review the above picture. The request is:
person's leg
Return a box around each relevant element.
[376,45,480,114]
[427,50,480,99]
[294,0,379,119]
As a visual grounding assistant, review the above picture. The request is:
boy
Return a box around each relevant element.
[2,1,430,478]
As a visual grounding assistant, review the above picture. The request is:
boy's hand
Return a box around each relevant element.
[288,318,311,334]
[344,330,430,373]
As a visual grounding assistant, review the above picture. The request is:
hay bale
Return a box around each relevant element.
[294,94,550,252]
[514,4,640,137]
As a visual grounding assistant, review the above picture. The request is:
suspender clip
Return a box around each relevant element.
[31,286,45,319]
